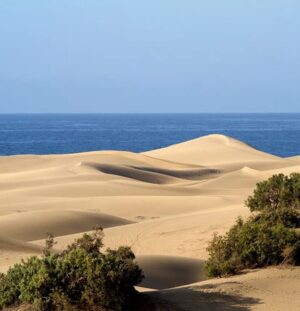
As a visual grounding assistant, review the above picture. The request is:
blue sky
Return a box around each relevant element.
[0,1,299,113]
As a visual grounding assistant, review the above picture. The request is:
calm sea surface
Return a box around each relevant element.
[0,114,300,157]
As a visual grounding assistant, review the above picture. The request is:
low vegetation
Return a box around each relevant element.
[0,227,144,311]
[205,173,300,277]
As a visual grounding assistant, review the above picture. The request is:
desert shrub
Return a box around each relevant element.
[206,173,300,278]
[252,207,300,228]
[246,173,300,212]
[205,216,300,277]
[0,228,143,311]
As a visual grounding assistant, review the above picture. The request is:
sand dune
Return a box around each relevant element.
[288,155,300,163]
[151,267,300,311]
[145,134,280,166]
[0,210,132,241]
[0,237,42,253]
[196,166,266,190]
[0,134,299,310]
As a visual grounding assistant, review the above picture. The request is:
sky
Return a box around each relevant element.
[0,1,300,113]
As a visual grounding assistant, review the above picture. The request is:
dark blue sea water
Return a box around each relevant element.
[0,114,300,157]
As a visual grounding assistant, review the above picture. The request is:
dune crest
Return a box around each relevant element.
[144,134,282,167]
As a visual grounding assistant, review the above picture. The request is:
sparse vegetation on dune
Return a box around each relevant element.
[0,227,144,311]
[1,173,300,310]
[205,173,300,277]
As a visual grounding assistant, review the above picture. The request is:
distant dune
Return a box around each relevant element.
[145,134,279,165]
[0,134,299,310]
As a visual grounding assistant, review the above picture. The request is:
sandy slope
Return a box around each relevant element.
[0,134,299,310]
[151,267,300,311]
[288,155,300,163]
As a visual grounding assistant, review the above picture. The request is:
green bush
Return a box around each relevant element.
[205,173,300,278]
[246,173,300,212]
[252,207,300,228]
[0,228,143,311]
[205,216,300,278]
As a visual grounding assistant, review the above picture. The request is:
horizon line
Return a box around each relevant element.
[1,112,300,115]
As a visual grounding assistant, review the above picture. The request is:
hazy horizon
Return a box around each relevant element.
[1,112,300,115]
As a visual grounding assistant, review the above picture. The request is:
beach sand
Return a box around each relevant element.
[0,134,299,310]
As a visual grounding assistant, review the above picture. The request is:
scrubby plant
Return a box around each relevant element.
[0,227,143,311]
[246,173,300,212]
[205,173,300,278]
[252,207,300,228]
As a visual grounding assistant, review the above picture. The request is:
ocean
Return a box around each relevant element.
[0,113,300,157]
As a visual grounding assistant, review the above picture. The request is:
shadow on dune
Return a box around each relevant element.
[131,166,221,180]
[85,162,221,184]
[137,255,207,290]
[149,282,262,311]
[0,210,133,241]
[85,162,176,184]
